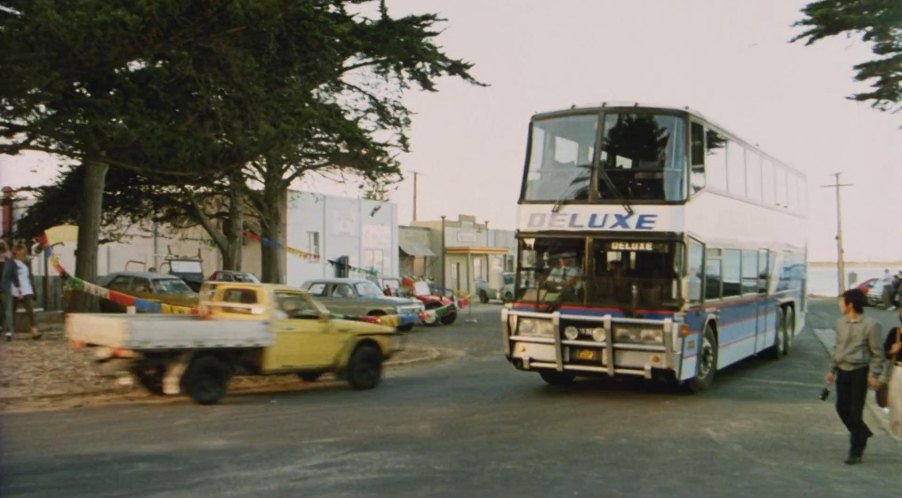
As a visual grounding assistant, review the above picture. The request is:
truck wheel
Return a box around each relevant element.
[347,344,382,390]
[687,325,717,393]
[539,370,575,385]
[479,290,489,304]
[182,355,231,405]
[502,291,514,303]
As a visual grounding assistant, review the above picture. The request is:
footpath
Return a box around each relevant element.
[810,328,901,444]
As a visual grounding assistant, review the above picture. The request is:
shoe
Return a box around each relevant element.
[844,455,862,465]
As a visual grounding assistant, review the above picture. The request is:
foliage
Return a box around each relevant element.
[793,0,902,112]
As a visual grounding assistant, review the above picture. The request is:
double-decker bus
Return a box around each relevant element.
[502,103,807,391]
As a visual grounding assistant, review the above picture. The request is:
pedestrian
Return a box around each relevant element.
[825,288,887,464]
[883,307,902,437]
[0,240,15,341]
[10,243,40,340]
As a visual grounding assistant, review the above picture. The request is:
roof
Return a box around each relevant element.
[301,278,375,285]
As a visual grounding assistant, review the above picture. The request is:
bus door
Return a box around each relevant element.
[754,249,770,352]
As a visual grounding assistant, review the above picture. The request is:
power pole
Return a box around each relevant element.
[409,170,422,222]
[821,173,852,293]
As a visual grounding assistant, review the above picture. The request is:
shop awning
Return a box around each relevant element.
[399,241,435,257]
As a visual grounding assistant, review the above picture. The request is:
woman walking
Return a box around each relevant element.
[10,243,40,340]
[0,241,15,341]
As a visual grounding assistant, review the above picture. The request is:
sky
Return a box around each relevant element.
[1,0,900,263]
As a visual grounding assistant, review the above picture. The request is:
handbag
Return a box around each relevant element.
[877,327,901,408]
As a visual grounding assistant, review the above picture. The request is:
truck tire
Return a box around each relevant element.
[182,355,231,405]
[347,343,383,390]
[479,290,489,304]
[687,325,717,393]
[440,311,457,325]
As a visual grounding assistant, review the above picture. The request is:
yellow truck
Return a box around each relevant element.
[66,283,402,405]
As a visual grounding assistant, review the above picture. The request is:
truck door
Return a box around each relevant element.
[265,291,342,370]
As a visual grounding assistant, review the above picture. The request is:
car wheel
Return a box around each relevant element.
[181,355,232,405]
[440,312,457,325]
[397,323,414,332]
[346,343,383,390]
[687,325,717,393]
[539,370,575,385]
[502,291,514,303]
[479,290,489,304]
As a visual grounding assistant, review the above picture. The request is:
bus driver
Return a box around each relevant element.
[547,252,583,298]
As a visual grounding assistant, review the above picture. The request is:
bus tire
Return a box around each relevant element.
[182,355,231,405]
[783,306,795,354]
[539,370,575,386]
[767,308,786,360]
[687,325,717,393]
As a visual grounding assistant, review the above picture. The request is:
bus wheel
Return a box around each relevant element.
[767,308,786,360]
[539,370,575,386]
[687,325,717,393]
[783,306,795,354]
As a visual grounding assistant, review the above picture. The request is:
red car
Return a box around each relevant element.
[410,281,457,325]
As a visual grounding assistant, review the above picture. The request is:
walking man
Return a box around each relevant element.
[825,288,887,464]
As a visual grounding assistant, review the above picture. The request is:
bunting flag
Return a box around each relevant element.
[244,229,320,261]
[50,255,199,314]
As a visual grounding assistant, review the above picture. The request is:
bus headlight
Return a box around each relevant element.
[591,327,607,342]
[614,326,664,345]
[563,326,579,340]
[517,318,555,338]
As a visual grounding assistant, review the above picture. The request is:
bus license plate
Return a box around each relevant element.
[574,349,599,361]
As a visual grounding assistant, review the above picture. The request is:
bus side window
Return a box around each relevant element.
[690,122,705,192]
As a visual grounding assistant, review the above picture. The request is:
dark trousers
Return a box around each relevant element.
[835,367,872,457]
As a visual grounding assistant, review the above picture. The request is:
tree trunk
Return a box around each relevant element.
[70,160,109,312]
[222,177,244,271]
[260,177,287,284]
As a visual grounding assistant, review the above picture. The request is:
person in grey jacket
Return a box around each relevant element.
[824,288,887,465]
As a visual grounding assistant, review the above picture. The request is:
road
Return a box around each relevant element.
[1,300,900,498]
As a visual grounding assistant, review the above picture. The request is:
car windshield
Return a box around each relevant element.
[355,281,384,297]
[153,278,193,294]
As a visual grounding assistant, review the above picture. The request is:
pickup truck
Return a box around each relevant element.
[66,283,402,405]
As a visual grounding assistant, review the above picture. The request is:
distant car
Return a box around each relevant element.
[409,281,457,325]
[851,277,878,297]
[207,270,261,283]
[475,272,515,304]
[98,271,199,312]
[301,278,425,331]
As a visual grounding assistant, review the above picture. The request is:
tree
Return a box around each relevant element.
[793,0,902,112]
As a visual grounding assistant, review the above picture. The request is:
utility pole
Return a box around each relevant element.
[410,170,422,222]
[821,173,852,293]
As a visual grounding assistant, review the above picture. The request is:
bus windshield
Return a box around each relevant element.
[518,237,682,309]
[522,112,686,204]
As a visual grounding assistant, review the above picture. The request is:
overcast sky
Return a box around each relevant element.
[1,0,900,263]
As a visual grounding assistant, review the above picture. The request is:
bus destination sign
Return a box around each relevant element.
[605,241,666,252]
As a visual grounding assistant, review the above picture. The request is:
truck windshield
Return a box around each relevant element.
[517,237,682,308]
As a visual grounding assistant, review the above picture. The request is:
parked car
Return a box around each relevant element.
[475,272,516,303]
[409,281,457,325]
[98,271,199,312]
[207,270,261,283]
[853,277,878,295]
[301,278,424,331]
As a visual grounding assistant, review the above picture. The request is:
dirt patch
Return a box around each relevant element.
[0,322,439,413]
